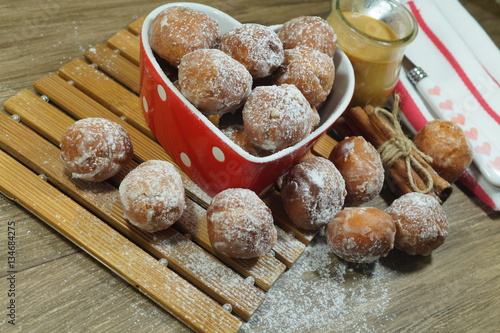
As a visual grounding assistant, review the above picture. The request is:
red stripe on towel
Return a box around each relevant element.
[459,171,499,211]
[394,80,428,132]
[407,1,500,125]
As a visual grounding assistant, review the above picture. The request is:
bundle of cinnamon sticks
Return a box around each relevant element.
[333,103,452,204]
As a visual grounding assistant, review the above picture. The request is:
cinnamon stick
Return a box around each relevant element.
[342,105,451,203]
[364,105,452,201]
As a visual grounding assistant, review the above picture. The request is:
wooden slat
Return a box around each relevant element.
[127,16,145,36]
[32,75,211,206]
[312,133,338,158]
[0,149,241,333]
[58,58,151,138]
[3,89,287,291]
[273,228,306,268]
[0,111,265,320]
[84,43,140,93]
[107,29,140,66]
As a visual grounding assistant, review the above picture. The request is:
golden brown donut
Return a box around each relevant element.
[328,136,384,206]
[413,120,473,183]
[149,6,219,66]
[278,16,337,57]
[219,23,284,79]
[274,45,335,108]
[220,125,263,157]
[242,84,319,152]
[281,156,346,231]
[325,207,396,263]
[385,192,449,256]
[119,160,186,233]
[60,117,134,182]
[207,188,277,258]
[178,49,253,115]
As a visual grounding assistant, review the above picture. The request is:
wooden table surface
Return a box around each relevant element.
[1,0,499,332]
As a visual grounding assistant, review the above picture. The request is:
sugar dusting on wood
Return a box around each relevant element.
[241,232,397,332]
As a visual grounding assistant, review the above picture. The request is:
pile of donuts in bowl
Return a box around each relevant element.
[58,2,463,263]
[139,2,354,198]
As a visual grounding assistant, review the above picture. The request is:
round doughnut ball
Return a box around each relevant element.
[119,160,186,233]
[178,49,253,115]
[219,23,284,79]
[274,46,335,108]
[60,118,133,182]
[385,192,449,256]
[149,6,219,66]
[326,207,396,263]
[328,136,384,206]
[207,188,277,259]
[243,84,319,152]
[220,125,263,157]
[278,16,337,57]
[281,156,347,231]
[413,120,473,183]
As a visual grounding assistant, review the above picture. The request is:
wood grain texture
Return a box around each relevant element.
[0,149,242,333]
[0,0,499,332]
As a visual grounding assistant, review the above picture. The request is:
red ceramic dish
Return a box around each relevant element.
[140,2,354,197]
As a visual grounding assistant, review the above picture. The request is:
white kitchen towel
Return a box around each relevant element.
[395,0,500,211]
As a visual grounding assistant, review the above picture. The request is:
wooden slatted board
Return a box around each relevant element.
[0,16,338,333]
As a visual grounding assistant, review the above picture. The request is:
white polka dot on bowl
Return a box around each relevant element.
[157,84,167,101]
[212,147,225,162]
[180,152,191,167]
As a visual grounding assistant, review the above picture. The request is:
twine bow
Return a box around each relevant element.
[375,95,434,194]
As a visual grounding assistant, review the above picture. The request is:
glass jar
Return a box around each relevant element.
[328,0,417,107]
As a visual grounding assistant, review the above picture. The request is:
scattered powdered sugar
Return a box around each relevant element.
[241,233,397,332]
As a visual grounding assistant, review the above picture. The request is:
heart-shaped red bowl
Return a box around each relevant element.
[140,2,354,197]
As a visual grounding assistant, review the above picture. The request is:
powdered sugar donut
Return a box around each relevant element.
[119,160,186,233]
[274,46,335,108]
[207,188,277,259]
[281,156,346,231]
[326,207,396,263]
[278,16,337,57]
[60,118,134,182]
[385,192,449,256]
[178,49,253,115]
[219,23,284,78]
[242,84,319,152]
[149,6,219,66]
[328,136,384,206]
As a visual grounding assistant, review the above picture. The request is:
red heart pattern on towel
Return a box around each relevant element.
[488,157,500,170]
[451,113,465,125]
[475,142,491,156]
[465,127,478,140]
[439,99,453,110]
[428,86,441,96]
